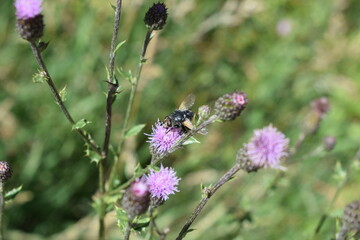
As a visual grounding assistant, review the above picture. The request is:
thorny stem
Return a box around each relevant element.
[0,182,4,240]
[99,1,123,240]
[108,28,154,189]
[176,162,242,240]
[313,148,360,238]
[29,42,102,155]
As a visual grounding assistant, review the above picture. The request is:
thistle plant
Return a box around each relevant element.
[6,0,357,239]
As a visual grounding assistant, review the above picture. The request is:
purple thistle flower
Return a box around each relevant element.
[246,124,289,170]
[146,166,180,201]
[146,120,182,154]
[15,0,43,20]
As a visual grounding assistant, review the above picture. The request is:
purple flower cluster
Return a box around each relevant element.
[146,166,180,201]
[146,120,182,154]
[15,0,42,20]
[246,124,289,170]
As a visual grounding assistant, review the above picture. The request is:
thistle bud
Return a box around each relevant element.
[15,0,44,41]
[198,105,210,120]
[337,199,360,240]
[236,148,260,173]
[121,179,150,219]
[214,91,248,121]
[323,136,336,152]
[0,161,12,182]
[144,2,168,30]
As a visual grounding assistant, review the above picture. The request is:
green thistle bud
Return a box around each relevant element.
[214,91,248,121]
[144,2,168,30]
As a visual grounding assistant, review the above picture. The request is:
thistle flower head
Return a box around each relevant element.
[245,124,289,170]
[144,2,168,30]
[15,0,44,41]
[15,0,43,20]
[198,105,211,120]
[146,120,182,154]
[0,161,12,182]
[214,91,248,121]
[121,179,150,219]
[146,166,180,201]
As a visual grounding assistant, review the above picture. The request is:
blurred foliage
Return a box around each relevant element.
[1,0,360,239]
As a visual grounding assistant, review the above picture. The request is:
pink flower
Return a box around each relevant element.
[146,120,182,154]
[146,166,180,201]
[246,124,289,170]
[15,0,43,20]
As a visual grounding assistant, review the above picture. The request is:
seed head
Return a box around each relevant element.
[0,161,12,182]
[144,2,168,30]
[214,91,248,121]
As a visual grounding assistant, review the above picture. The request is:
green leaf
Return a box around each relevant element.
[85,146,102,164]
[125,124,146,138]
[183,136,200,145]
[32,71,46,83]
[114,40,126,54]
[332,161,346,186]
[116,206,129,232]
[132,217,150,231]
[5,185,23,202]
[72,119,91,130]
[59,85,67,102]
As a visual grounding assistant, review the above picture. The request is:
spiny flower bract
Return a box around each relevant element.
[146,120,182,154]
[146,166,180,201]
[15,0,43,20]
[246,124,289,170]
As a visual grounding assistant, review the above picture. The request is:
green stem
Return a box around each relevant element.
[29,42,102,156]
[176,162,241,240]
[108,28,154,189]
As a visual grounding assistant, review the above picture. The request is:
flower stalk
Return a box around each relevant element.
[176,162,242,240]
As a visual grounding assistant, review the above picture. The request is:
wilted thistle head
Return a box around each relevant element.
[0,161,12,182]
[144,2,168,30]
[121,179,150,219]
[214,91,248,121]
[146,120,182,154]
[241,124,289,171]
[146,166,180,202]
[15,0,44,41]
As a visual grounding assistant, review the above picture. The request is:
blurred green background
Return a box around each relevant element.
[1,0,360,239]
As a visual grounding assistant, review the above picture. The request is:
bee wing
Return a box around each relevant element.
[179,94,195,110]
[182,119,195,130]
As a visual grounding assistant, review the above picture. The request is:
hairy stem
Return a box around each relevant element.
[29,42,101,155]
[176,162,241,240]
[108,28,154,189]
[99,1,123,239]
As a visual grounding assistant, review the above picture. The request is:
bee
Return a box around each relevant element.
[162,94,196,133]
